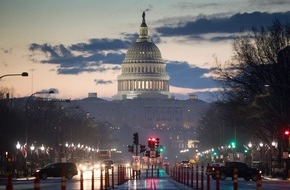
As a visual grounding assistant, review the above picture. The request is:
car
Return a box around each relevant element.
[102,159,114,169]
[206,162,224,176]
[35,162,78,180]
[211,161,259,181]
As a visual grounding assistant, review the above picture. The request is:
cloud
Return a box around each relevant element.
[155,11,290,41]
[29,37,129,74]
[94,79,113,85]
[70,38,131,52]
[167,61,217,89]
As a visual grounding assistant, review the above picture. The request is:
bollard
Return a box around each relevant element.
[233,168,238,190]
[100,167,103,190]
[196,164,199,190]
[112,165,114,189]
[117,165,120,185]
[157,168,159,178]
[129,166,131,179]
[206,164,210,190]
[124,166,126,181]
[60,170,65,190]
[34,172,40,190]
[6,173,13,190]
[216,169,220,190]
[187,166,189,186]
[191,164,194,187]
[256,172,262,190]
[182,166,185,184]
[91,169,94,190]
[105,167,109,189]
[178,165,181,182]
[175,166,177,181]
[121,166,124,182]
[201,165,204,190]
[80,170,84,190]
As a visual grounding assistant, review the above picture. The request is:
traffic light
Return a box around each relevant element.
[140,145,146,153]
[156,138,160,148]
[128,145,133,153]
[133,133,139,145]
[159,145,164,152]
[230,141,236,148]
[156,150,160,157]
[148,137,156,150]
[283,129,290,151]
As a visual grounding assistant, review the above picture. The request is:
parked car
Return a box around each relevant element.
[35,162,78,180]
[206,162,225,176]
[211,161,259,181]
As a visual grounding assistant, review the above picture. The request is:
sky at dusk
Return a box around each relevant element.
[1,0,290,102]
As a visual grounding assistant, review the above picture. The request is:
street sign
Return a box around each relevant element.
[133,155,141,170]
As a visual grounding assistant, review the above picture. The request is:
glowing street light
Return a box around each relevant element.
[16,141,21,150]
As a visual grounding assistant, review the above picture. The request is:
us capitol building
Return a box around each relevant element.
[74,12,209,162]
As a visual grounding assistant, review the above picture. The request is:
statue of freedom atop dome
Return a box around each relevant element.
[142,11,145,21]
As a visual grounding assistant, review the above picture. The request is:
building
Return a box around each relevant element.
[75,12,209,162]
[113,11,173,100]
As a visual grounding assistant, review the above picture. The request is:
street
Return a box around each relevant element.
[1,169,290,190]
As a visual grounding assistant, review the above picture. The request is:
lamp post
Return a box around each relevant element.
[25,90,54,145]
[259,142,264,174]
[16,141,21,177]
[271,141,277,177]
[30,144,35,176]
[0,72,28,79]
[25,90,54,174]
[248,142,253,167]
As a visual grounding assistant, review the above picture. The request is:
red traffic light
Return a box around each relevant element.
[285,130,290,135]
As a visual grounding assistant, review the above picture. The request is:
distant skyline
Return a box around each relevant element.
[1,0,290,102]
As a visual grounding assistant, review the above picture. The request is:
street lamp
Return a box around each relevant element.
[259,142,264,173]
[25,90,54,173]
[271,141,277,177]
[15,141,21,177]
[0,72,28,79]
[25,90,54,145]
[248,142,253,167]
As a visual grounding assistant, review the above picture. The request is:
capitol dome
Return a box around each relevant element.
[123,41,163,63]
[113,12,173,100]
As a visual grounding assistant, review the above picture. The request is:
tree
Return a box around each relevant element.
[212,20,290,143]
[0,87,25,151]
[197,101,250,151]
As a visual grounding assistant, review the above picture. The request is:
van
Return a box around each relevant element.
[35,162,78,180]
